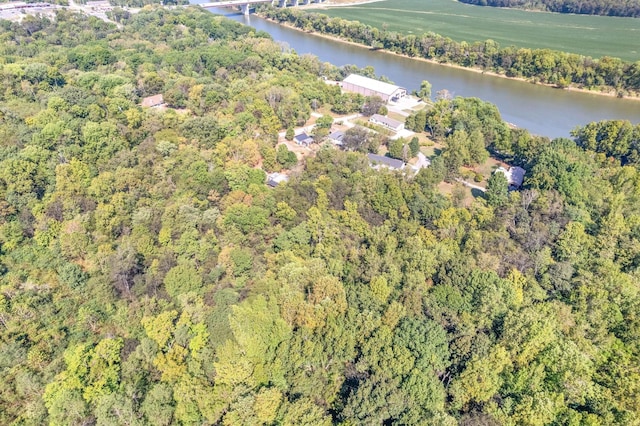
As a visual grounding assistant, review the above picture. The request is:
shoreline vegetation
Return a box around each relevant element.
[456,0,640,18]
[256,5,640,100]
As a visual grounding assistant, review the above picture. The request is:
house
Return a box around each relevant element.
[140,94,164,108]
[341,74,407,102]
[369,114,404,133]
[266,172,289,187]
[86,0,110,8]
[328,130,344,147]
[294,132,314,146]
[367,153,405,171]
[495,166,526,189]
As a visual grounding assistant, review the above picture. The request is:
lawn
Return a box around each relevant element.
[319,0,640,61]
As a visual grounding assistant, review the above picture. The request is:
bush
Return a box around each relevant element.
[277,144,298,168]
[285,127,294,141]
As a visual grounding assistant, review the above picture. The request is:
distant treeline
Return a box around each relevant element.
[458,0,640,18]
[259,7,640,96]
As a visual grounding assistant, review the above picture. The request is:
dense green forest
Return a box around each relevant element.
[457,0,640,18]
[2,6,640,425]
[259,7,640,96]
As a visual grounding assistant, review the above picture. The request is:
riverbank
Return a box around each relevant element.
[303,0,385,7]
[257,12,640,101]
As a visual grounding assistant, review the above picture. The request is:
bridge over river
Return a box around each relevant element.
[198,0,324,15]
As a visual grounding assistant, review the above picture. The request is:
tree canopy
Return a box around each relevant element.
[0,6,640,426]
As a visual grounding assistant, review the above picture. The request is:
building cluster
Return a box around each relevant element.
[276,74,434,185]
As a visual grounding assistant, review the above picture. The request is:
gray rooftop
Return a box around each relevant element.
[294,132,313,143]
[370,114,404,129]
[329,130,344,141]
[509,166,526,187]
[267,172,289,187]
[367,153,405,170]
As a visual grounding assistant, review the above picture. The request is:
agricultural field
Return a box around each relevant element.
[318,0,640,61]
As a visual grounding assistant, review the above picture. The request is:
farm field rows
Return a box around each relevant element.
[318,0,640,61]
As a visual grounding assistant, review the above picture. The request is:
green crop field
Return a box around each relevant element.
[318,0,640,61]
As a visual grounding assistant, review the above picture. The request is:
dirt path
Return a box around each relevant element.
[455,178,486,193]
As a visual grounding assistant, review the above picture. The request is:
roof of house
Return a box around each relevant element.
[294,132,313,143]
[509,166,526,187]
[140,94,164,108]
[495,166,526,187]
[370,114,404,130]
[329,130,344,142]
[343,74,405,97]
[367,153,405,170]
[267,172,289,187]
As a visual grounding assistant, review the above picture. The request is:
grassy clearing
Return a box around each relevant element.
[472,157,503,181]
[319,0,640,61]
[387,111,406,122]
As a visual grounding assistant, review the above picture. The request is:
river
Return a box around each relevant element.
[197,4,640,139]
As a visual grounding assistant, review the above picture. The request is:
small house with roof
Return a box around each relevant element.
[294,132,314,147]
[328,130,344,147]
[367,153,405,171]
[495,166,526,189]
[140,94,165,108]
[266,172,289,187]
[369,114,404,133]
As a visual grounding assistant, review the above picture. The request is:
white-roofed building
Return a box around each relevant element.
[495,166,526,189]
[369,114,404,132]
[341,74,407,102]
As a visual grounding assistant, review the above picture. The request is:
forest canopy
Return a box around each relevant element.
[1,5,640,426]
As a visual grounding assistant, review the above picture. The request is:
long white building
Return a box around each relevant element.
[341,74,407,102]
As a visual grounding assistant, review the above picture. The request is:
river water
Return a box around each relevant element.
[198,5,640,139]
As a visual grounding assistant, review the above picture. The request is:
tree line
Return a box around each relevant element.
[259,7,640,96]
[1,6,640,425]
[458,0,640,18]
